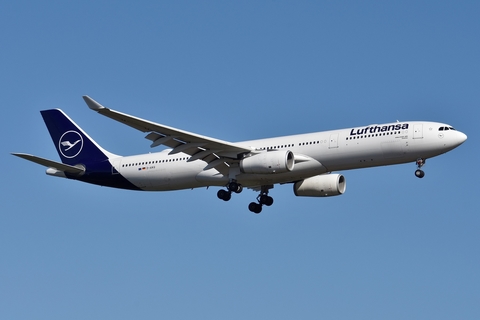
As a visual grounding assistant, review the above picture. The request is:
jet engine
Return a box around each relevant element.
[240,150,295,174]
[293,174,346,197]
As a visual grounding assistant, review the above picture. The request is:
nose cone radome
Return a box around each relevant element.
[455,131,467,146]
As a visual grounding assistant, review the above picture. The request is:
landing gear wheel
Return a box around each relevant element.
[259,195,274,206]
[249,202,262,214]
[228,181,243,194]
[235,184,243,194]
[265,196,273,206]
[217,189,232,201]
[228,181,239,192]
[415,169,425,178]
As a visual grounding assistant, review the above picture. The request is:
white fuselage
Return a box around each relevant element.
[111,121,466,191]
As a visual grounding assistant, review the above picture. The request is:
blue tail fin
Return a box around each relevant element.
[41,109,116,166]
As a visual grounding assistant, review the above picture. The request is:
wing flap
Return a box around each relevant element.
[169,142,206,155]
[188,149,220,162]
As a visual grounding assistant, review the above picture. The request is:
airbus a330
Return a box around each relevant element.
[12,96,467,213]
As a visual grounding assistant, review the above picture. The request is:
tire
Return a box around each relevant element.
[415,169,425,178]
[228,182,239,192]
[217,189,226,200]
[265,196,274,206]
[235,184,243,194]
[217,189,231,201]
[249,202,262,214]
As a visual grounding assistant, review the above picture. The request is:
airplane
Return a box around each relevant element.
[12,96,467,213]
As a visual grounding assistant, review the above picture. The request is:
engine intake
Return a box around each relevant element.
[240,150,295,174]
[294,174,346,197]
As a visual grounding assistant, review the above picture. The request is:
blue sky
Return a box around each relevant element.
[1,1,479,319]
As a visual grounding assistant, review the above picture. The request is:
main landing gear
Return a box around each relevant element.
[248,187,274,214]
[217,182,274,214]
[217,181,243,201]
[415,158,426,178]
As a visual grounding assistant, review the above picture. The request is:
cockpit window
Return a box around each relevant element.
[439,126,456,131]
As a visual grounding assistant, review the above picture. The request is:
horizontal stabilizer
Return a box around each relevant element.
[11,153,85,175]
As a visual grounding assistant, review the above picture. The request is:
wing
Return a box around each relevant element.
[83,96,252,171]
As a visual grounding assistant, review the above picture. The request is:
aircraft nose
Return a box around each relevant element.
[455,131,467,146]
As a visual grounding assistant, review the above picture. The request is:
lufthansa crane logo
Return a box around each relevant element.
[59,131,83,158]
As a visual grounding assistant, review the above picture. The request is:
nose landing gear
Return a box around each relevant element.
[415,158,426,178]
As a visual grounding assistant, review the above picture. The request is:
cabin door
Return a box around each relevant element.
[329,133,339,149]
[413,124,423,139]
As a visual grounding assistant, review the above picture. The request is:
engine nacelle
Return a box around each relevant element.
[293,174,346,197]
[240,150,295,174]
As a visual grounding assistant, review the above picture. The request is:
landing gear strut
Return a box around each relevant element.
[248,185,274,214]
[415,158,426,178]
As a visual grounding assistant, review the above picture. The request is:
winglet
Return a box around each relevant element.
[83,95,106,111]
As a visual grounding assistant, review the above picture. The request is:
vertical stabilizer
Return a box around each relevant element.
[41,109,117,166]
